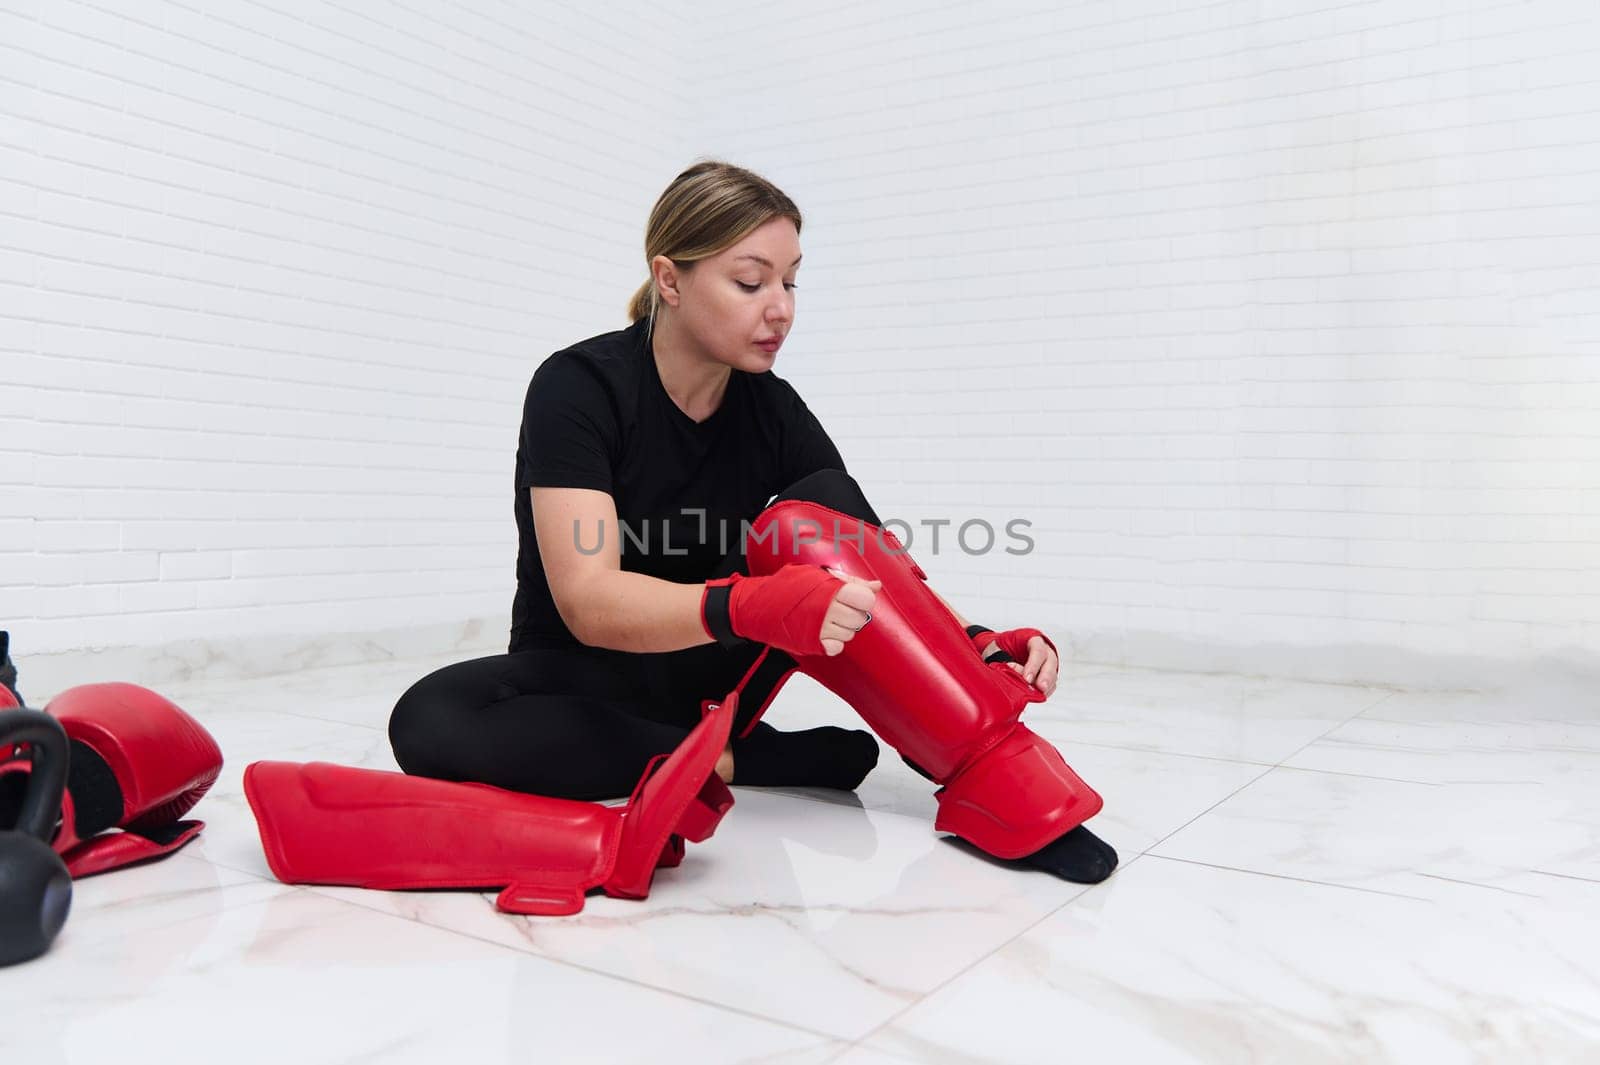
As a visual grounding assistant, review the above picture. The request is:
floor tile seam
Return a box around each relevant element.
[1268,688,1405,773]
[1528,869,1600,887]
[1060,661,1410,693]
[838,852,1143,1054]
[1145,854,1433,902]
[297,887,859,1045]
[1279,757,1595,788]
[1262,762,1453,787]
[1136,759,1278,856]
[1355,713,1600,732]
[1412,871,1544,899]
[1036,736,1281,768]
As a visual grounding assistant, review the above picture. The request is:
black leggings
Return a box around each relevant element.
[387,469,882,801]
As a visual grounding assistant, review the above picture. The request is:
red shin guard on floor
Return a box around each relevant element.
[243,694,737,916]
[740,501,1102,859]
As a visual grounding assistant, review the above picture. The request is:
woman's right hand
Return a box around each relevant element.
[701,564,881,658]
[819,567,879,657]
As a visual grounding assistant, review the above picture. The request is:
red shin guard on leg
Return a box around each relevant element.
[244,694,737,916]
[741,501,1102,859]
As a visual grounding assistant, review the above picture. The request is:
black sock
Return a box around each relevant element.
[1020,824,1119,884]
[730,722,880,791]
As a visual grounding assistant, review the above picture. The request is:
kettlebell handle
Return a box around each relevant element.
[1,708,70,842]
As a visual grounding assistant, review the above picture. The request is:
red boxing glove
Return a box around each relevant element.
[701,564,846,657]
[47,683,223,877]
[967,625,1057,666]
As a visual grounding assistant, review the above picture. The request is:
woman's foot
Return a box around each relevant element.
[727,722,880,790]
[1018,823,1119,883]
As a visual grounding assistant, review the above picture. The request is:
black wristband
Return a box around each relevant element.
[702,582,747,649]
[966,624,1016,664]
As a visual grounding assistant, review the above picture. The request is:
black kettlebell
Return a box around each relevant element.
[0,708,73,966]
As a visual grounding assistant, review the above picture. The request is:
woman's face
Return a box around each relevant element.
[659,216,801,372]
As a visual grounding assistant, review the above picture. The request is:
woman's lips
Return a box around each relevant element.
[756,339,781,351]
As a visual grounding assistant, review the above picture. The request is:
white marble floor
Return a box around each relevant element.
[4,653,1597,1064]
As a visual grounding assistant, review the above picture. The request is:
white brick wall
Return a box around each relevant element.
[3,0,1597,689]
[2,0,693,665]
[693,0,1600,687]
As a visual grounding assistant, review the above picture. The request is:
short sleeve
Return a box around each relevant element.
[778,382,846,486]
[517,354,619,492]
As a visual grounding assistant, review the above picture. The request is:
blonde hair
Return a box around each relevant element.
[628,160,803,338]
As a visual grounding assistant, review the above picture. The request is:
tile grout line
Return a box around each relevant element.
[1529,869,1600,887]
[1268,687,1405,774]
[1149,854,1431,902]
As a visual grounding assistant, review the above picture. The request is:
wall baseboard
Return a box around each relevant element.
[1082,628,1600,698]
[8,617,1592,710]
[8,616,510,707]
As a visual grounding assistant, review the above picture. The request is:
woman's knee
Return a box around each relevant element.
[388,679,454,778]
[774,468,881,525]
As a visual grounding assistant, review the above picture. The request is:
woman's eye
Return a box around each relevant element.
[737,282,798,292]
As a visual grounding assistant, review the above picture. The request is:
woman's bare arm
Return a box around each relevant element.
[531,486,714,653]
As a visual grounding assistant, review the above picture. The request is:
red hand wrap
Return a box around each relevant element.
[701,565,845,657]
[971,627,1057,665]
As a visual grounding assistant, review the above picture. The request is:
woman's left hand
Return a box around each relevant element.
[1002,636,1058,697]
[977,628,1059,698]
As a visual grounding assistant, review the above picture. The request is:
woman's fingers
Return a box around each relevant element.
[829,575,877,628]
[821,607,871,644]
[818,569,878,653]
[1002,639,1059,695]
[827,570,880,607]
[1025,635,1058,695]
[819,613,869,655]
[1021,641,1046,684]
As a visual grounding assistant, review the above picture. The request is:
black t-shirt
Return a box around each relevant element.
[509,316,846,652]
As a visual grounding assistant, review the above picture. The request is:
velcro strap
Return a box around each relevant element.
[61,819,205,879]
[700,577,744,648]
[496,881,587,916]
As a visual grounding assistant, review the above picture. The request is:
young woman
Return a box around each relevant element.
[388,161,1115,883]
